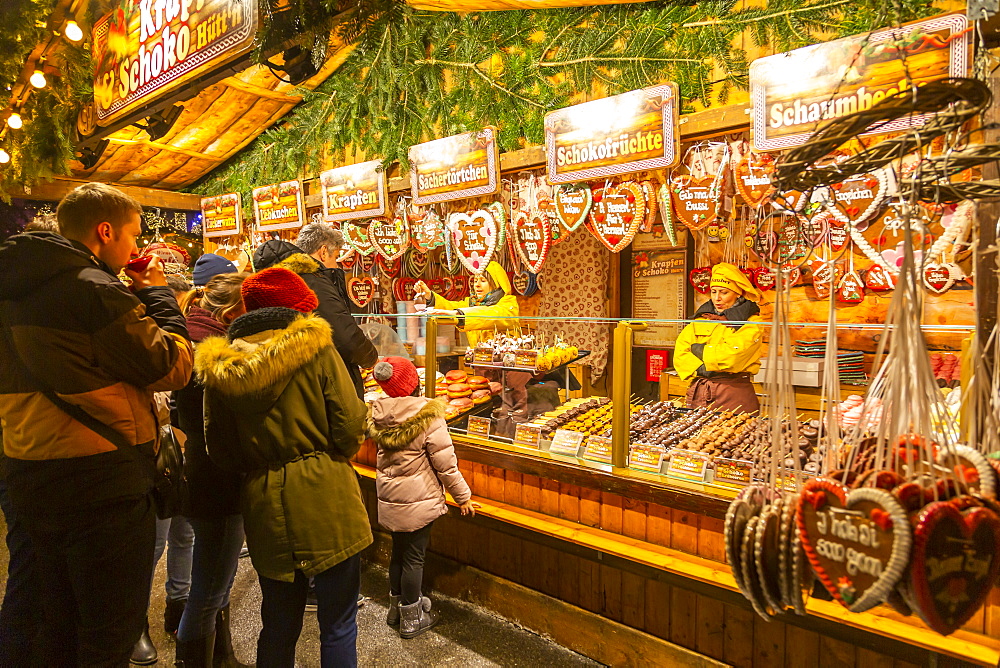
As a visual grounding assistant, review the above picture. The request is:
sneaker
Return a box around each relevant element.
[305,589,318,612]
[357,595,368,608]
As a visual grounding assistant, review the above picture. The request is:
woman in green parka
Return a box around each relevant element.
[195,267,371,668]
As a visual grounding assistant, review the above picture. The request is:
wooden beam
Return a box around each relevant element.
[406,0,654,10]
[220,77,303,103]
[107,137,222,162]
[12,176,201,210]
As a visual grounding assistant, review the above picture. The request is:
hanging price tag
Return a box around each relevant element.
[467,416,491,438]
[629,444,665,473]
[474,347,496,366]
[583,436,613,464]
[549,429,585,456]
[713,458,753,487]
[514,423,543,448]
[666,449,709,482]
[514,349,539,369]
[775,469,801,493]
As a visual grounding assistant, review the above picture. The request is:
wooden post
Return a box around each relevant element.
[976,74,1000,386]
[425,316,438,399]
[611,321,647,469]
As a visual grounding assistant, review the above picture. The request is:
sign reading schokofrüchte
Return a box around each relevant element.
[409,128,500,206]
[749,13,970,152]
[252,181,304,232]
[92,0,257,125]
[201,192,241,238]
[320,160,388,222]
[544,84,680,185]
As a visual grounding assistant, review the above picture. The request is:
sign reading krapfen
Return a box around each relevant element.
[320,160,388,222]
[544,84,680,185]
[750,13,969,151]
[252,181,304,232]
[201,192,241,238]
[409,128,500,206]
[92,0,257,125]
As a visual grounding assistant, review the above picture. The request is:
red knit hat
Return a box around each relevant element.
[241,267,319,313]
[373,356,420,397]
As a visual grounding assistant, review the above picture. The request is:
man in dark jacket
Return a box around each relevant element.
[0,183,193,666]
[253,224,378,397]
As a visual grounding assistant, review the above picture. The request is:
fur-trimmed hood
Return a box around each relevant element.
[275,252,321,276]
[365,397,447,451]
[195,312,332,400]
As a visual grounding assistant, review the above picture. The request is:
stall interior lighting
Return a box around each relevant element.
[0,149,9,164]
[29,70,46,89]
[6,113,22,129]
[64,20,83,42]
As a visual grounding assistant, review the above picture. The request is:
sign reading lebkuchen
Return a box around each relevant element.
[252,181,304,232]
[91,0,257,126]
[320,160,388,222]
[201,193,242,238]
[749,13,970,152]
[544,84,680,185]
[409,128,500,206]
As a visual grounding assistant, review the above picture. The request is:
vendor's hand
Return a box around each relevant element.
[124,255,167,291]
[414,280,433,300]
[459,500,477,516]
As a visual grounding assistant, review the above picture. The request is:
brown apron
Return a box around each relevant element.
[685,374,759,414]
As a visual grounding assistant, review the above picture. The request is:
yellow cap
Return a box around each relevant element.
[709,263,760,302]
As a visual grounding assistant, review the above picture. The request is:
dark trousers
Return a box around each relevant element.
[15,493,157,667]
[257,553,361,668]
[0,478,42,667]
[389,521,434,605]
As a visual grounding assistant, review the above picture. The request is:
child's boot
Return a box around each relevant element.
[399,599,439,638]
[387,594,400,626]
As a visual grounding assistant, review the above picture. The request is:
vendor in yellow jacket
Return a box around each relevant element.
[674,263,763,413]
[414,261,518,346]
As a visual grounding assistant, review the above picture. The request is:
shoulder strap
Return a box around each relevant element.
[1,319,128,451]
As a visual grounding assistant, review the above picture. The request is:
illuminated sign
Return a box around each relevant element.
[201,192,241,237]
[252,181,304,232]
[92,0,257,125]
[409,128,500,205]
[320,160,388,222]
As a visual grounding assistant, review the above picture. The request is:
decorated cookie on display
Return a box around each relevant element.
[752,266,777,292]
[358,251,375,273]
[864,264,896,292]
[656,183,679,246]
[590,181,644,252]
[940,445,998,498]
[810,261,842,301]
[778,492,808,615]
[725,486,765,599]
[347,276,376,308]
[344,221,375,255]
[670,175,719,231]
[369,216,410,262]
[405,249,429,277]
[639,180,658,233]
[376,253,401,278]
[733,152,776,208]
[923,263,955,294]
[828,170,889,225]
[836,271,865,304]
[801,211,830,248]
[741,515,773,619]
[337,248,357,270]
[553,184,593,234]
[754,499,786,613]
[410,207,444,252]
[449,208,498,275]
[689,266,711,294]
[512,209,551,274]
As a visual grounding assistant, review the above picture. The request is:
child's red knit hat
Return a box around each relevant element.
[373,356,419,397]
[241,267,319,313]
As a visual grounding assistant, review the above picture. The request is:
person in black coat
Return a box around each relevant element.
[252,225,378,398]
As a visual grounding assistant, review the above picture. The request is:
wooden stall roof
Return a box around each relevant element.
[68,43,356,191]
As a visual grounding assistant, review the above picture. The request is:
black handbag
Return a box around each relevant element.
[2,324,187,519]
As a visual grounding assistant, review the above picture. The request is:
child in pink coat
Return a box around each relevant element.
[365,356,475,639]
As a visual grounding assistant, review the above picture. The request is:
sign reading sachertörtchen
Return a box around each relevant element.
[544,84,680,185]
[201,192,241,238]
[252,181,304,232]
[750,13,969,152]
[409,128,500,206]
[320,160,388,222]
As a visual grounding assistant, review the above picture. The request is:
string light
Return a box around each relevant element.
[64,20,83,42]
[0,149,9,164]
[29,70,46,89]
[6,113,22,129]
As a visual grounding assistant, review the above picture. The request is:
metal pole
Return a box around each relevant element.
[425,317,438,399]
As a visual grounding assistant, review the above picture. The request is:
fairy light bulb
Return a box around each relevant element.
[0,150,9,164]
[64,21,83,42]
[6,113,22,129]
[29,70,46,89]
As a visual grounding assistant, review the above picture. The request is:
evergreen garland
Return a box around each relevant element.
[194,0,934,199]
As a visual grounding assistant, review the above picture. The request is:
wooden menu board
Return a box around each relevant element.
[201,192,241,238]
[409,128,500,205]
[320,160,388,222]
[632,249,687,347]
[252,181,304,232]
[750,13,969,151]
[544,84,680,184]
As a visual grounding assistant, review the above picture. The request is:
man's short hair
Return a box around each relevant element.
[57,182,143,240]
[296,222,344,255]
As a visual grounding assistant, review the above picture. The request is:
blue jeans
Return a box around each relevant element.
[0,477,41,667]
[257,554,361,668]
[176,515,244,641]
[154,515,194,601]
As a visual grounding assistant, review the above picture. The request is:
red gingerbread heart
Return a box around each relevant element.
[347,276,375,308]
[689,266,711,294]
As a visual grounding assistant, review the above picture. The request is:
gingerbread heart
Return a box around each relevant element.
[337,248,357,270]
[394,277,417,302]
[802,211,831,247]
[590,182,644,252]
[426,277,445,295]
[358,252,375,272]
[512,210,551,273]
[797,480,912,612]
[908,501,1000,635]
[410,208,444,252]
[452,274,470,300]
[864,264,896,291]
[553,184,592,234]
[810,260,842,300]
[347,276,375,308]
[753,231,777,260]
[940,445,998,498]
[344,221,375,255]
[640,180,657,233]
[656,183,678,246]
[773,189,808,214]
[923,263,954,294]
[837,271,865,304]
[670,175,719,230]
[405,249,429,277]
[725,487,766,600]
[377,253,401,277]
[753,266,776,292]
[827,219,849,253]
[512,270,530,296]
[754,500,785,613]
[369,216,410,262]
[449,209,498,275]
[733,153,776,208]
[689,266,711,294]
[829,170,887,225]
